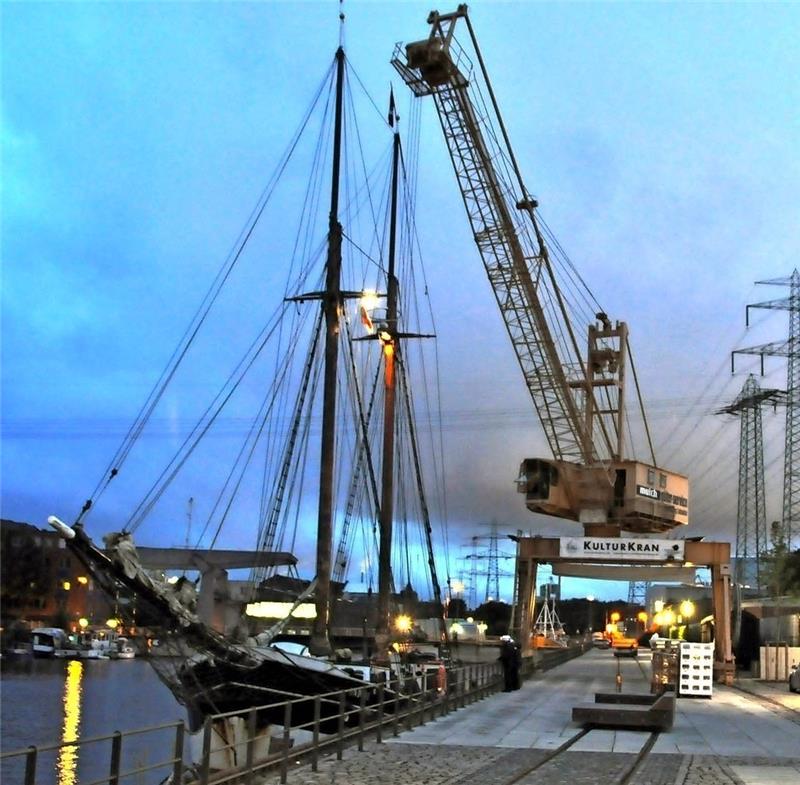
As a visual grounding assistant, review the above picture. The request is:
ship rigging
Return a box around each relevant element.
[49,28,452,731]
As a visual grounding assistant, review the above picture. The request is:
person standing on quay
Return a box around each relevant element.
[499,635,520,691]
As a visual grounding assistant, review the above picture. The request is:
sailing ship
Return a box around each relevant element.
[48,33,449,735]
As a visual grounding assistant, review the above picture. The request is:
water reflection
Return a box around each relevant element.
[57,660,83,785]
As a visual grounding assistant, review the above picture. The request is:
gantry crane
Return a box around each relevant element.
[392,5,688,537]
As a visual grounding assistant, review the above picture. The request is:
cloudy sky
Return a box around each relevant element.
[3,1,799,602]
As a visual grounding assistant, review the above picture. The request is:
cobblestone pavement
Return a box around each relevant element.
[259,742,800,785]
[257,652,800,784]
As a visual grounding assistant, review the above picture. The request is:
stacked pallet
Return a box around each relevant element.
[678,641,713,698]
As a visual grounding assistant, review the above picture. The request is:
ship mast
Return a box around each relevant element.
[374,96,402,656]
[309,45,346,657]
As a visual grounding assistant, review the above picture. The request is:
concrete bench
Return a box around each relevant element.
[593,692,659,706]
[572,691,675,731]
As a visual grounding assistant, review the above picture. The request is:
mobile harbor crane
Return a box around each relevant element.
[392,6,688,538]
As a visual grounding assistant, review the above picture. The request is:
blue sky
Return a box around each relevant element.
[3,1,799,602]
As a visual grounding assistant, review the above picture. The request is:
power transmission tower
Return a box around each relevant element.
[627,581,648,606]
[485,521,500,601]
[717,375,782,589]
[462,522,515,605]
[469,537,478,609]
[733,270,800,550]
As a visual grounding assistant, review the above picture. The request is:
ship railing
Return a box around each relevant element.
[2,655,596,784]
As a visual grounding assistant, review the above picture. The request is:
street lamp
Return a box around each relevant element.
[679,600,695,620]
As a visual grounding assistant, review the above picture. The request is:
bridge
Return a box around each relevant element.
[134,546,296,632]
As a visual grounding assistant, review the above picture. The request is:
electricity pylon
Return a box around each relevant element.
[716,375,782,589]
[463,521,515,605]
[627,581,648,606]
[733,270,800,550]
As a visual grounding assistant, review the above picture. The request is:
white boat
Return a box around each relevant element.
[110,637,136,659]
[31,627,68,658]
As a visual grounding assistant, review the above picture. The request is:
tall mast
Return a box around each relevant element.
[374,100,401,655]
[309,46,346,657]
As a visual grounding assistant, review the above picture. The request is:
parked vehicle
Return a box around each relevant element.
[612,635,639,657]
[591,632,611,649]
[789,663,800,693]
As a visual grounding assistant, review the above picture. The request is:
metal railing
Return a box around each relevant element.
[2,646,590,784]
[1,661,506,785]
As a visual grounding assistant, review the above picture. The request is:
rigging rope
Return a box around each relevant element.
[77,59,337,526]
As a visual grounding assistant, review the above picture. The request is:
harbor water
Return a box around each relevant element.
[1,656,186,784]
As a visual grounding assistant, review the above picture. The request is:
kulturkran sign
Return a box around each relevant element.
[559,537,685,562]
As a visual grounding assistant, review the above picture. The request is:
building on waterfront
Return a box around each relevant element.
[1,519,116,631]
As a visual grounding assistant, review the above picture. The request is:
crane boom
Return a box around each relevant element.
[394,6,689,535]
[393,6,597,465]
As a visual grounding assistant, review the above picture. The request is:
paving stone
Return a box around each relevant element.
[256,649,800,784]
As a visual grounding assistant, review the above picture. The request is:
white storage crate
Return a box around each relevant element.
[678,641,713,698]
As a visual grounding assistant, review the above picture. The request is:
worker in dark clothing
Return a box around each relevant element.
[499,635,520,691]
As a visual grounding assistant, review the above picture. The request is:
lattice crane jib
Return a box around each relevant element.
[393,6,688,536]
[393,7,590,466]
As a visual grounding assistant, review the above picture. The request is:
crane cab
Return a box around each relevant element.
[517,458,688,535]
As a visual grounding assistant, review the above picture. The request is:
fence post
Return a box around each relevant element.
[245,709,256,785]
[280,701,292,785]
[337,692,345,761]
[358,687,366,751]
[200,717,212,785]
[312,695,321,772]
[108,731,122,785]
[393,677,400,737]
[172,723,185,785]
[377,683,385,744]
[419,672,427,726]
[24,746,37,785]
